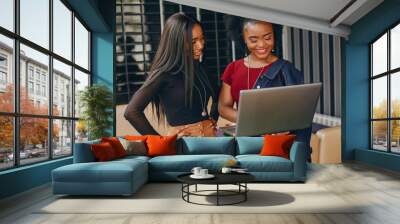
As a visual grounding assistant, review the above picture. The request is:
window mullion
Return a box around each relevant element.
[49,0,54,160]
[388,29,391,152]
[71,10,76,154]
[13,0,21,167]
[370,45,373,149]
[0,0,83,171]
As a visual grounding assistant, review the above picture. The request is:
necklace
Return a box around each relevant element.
[246,55,269,89]
[193,75,208,117]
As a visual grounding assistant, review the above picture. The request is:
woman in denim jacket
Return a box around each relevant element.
[218,19,312,160]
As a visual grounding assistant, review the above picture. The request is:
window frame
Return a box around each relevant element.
[0,0,92,171]
[369,19,400,154]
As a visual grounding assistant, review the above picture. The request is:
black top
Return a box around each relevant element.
[124,65,219,135]
[177,173,255,185]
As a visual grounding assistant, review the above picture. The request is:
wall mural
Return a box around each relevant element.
[115,0,343,164]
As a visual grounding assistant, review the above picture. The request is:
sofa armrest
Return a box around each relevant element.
[73,142,97,163]
[316,126,341,164]
[310,134,320,163]
[289,141,307,181]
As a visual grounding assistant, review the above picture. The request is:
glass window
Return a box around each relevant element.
[28,67,34,80]
[371,23,400,153]
[0,0,14,31]
[75,120,88,143]
[0,116,13,170]
[0,0,92,170]
[53,59,72,117]
[0,53,7,88]
[391,24,400,70]
[74,69,89,118]
[372,77,387,119]
[19,117,49,165]
[20,44,49,115]
[0,35,14,113]
[36,84,40,95]
[0,55,7,67]
[372,33,387,76]
[372,121,388,151]
[391,120,400,153]
[0,72,7,84]
[53,119,72,158]
[53,0,72,60]
[391,72,400,118]
[74,17,89,70]
[20,0,49,49]
[42,85,46,96]
[36,70,41,80]
[28,81,34,93]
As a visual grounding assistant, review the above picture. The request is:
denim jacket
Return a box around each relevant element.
[253,59,312,161]
[253,59,303,88]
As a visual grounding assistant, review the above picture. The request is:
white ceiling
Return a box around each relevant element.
[165,0,384,37]
[226,0,352,22]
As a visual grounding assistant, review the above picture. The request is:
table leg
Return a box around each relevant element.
[181,184,183,199]
[187,184,190,202]
[217,184,219,206]
[245,183,247,201]
[195,184,197,192]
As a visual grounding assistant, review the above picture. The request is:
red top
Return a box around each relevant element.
[221,59,273,104]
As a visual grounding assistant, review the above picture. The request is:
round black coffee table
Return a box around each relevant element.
[177,173,255,206]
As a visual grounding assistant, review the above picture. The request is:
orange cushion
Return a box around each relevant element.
[146,135,177,157]
[260,134,296,159]
[125,135,148,141]
[91,142,118,161]
[101,137,126,158]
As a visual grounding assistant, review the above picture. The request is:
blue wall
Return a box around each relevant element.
[0,158,72,199]
[344,0,400,170]
[91,0,116,135]
[92,32,115,136]
[0,0,115,200]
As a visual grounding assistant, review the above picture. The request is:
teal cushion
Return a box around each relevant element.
[236,137,264,155]
[52,159,147,183]
[116,155,150,163]
[148,154,235,172]
[236,155,293,172]
[177,137,235,155]
[73,139,101,163]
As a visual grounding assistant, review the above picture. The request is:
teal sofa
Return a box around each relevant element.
[52,137,307,196]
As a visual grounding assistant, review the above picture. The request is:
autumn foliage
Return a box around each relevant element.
[0,85,59,150]
[372,99,400,141]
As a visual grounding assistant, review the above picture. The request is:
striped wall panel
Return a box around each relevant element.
[283,27,343,117]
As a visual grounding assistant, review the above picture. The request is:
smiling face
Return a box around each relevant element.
[192,23,205,60]
[243,21,275,61]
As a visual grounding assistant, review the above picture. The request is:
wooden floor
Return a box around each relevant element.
[1,162,400,224]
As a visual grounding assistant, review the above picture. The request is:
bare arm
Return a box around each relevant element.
[218,83,237,123]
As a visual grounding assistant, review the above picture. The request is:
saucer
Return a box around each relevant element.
[190,174,215,179]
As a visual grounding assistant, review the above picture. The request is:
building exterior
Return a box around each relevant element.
[0,41,75,155]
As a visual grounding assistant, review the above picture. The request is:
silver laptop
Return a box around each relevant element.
[221,83,322,136]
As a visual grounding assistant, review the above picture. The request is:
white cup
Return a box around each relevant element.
[191,167,202,176]
[221,167,232,174]
[200,169,208,176]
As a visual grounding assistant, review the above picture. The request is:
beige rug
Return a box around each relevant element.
[38,183,362,214]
